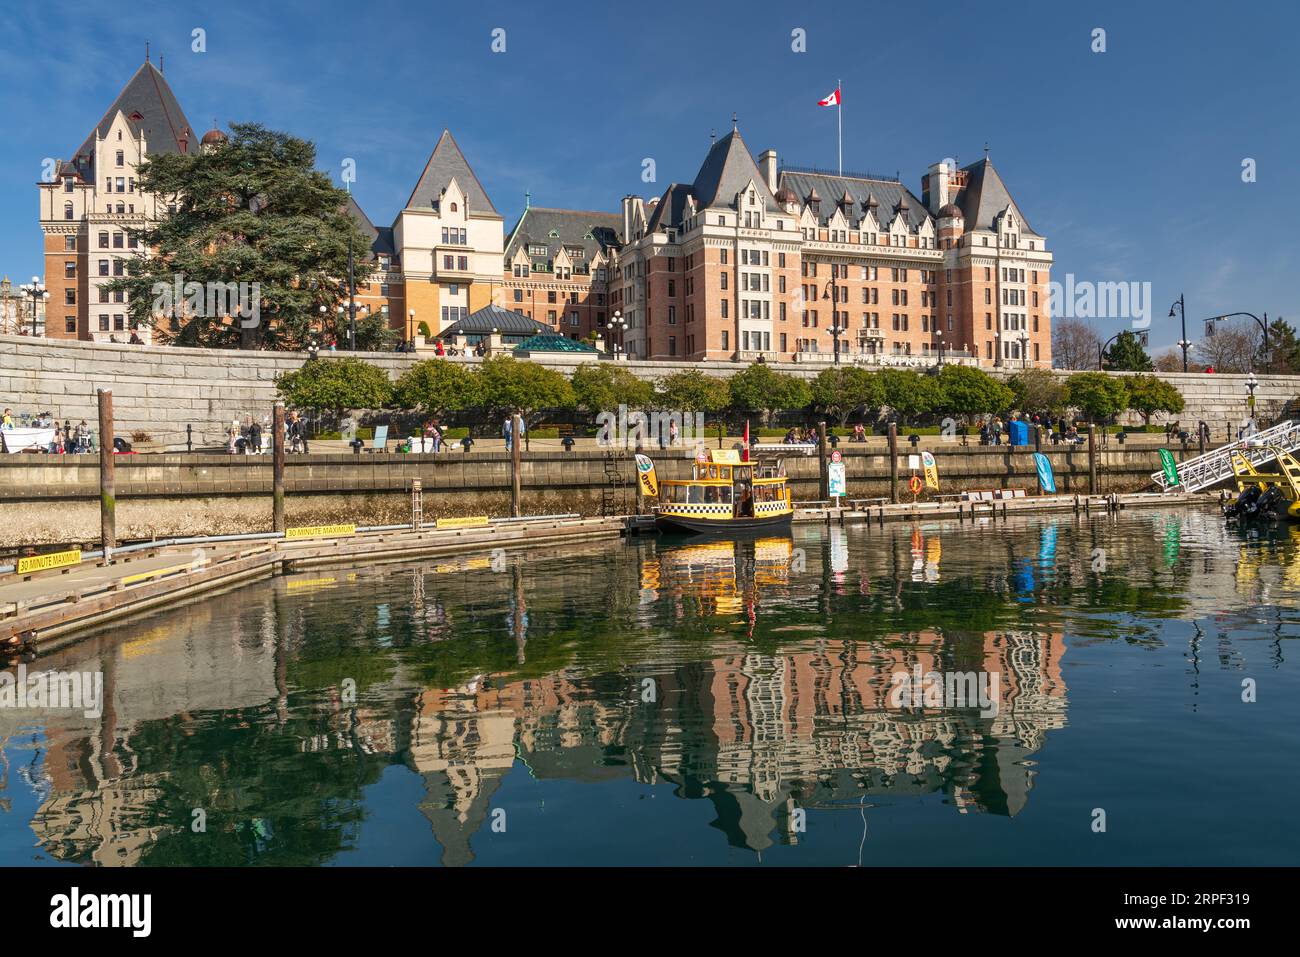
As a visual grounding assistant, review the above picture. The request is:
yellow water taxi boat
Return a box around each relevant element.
[1222,445,1300,522]
[653,448,793,535]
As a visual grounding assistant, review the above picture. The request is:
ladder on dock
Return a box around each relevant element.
[600,451,627,517]
[1152,420,1300,492]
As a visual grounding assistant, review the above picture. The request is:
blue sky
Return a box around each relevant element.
[1,0,1295,353]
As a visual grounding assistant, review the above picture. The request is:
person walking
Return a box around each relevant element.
[502,415,513,453]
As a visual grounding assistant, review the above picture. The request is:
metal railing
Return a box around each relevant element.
[1151,420,1300,492]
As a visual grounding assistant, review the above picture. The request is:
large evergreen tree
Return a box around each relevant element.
[112,123,375,350]
[1259,317,1300,374]
[1101,330,1153,371]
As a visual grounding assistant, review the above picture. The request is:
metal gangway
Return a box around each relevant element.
[1152,420,1300,492]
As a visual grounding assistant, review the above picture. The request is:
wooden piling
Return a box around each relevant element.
[1087,423,1098,495]
[97,389,116,561]
[511,413,523,518]
[888,422,899,504]
[272,401,286,533]
[817,420,829,500]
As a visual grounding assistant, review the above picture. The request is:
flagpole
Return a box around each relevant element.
[837,78,842,176]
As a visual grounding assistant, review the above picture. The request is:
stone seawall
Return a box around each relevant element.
[0,444,1193,546]
[3,333,1293,451]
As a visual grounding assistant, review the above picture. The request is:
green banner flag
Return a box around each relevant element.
[1158,448,1179,487]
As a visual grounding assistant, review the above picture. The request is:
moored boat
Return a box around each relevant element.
[653,448,793,535]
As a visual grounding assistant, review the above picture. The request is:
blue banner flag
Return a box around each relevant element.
[1034,452,1057,494]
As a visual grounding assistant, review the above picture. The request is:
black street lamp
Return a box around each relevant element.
[1205,312,1269,371]
[829,320,846,364]
[18,277,48,337]
[1169,294,1189,372]
[821,280,844,364]
[346,230,357,350]
[936,329,945,366]
[606,310,628,358]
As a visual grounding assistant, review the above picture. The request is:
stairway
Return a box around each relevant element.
[1152,420,1300,491]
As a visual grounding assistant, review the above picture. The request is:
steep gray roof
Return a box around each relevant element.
[505,207,622,266]
[404,129,500,217]
[954,158,1038,236]
[440,303,551,337]
[345,195,396,258]
[72,61,196,175]
[645,183,697,233]
[777,169,931,230]
[691,130,779,212]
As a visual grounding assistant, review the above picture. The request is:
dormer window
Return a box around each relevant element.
[449,202,458,212]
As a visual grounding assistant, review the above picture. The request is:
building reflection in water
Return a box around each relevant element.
[4,511,1292,865]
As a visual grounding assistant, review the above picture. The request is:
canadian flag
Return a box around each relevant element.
[818,88,841,107]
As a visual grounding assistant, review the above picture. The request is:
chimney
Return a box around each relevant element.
[621,195,645,243]
[758,150,778,193]
[925,161,950,213]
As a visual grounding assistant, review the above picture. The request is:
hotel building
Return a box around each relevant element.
[37,60,1051,368]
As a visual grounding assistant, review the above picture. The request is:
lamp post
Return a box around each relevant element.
[1246,371,1258,424]
[829,320,846,365]
[936,329,945,366]
[1019,332,1030,370]
[1169,294,1189,372]
[346,231,356,350]
[18,277,48,337]
[408,308,416,348]
[821,279,843,363]
[1205,312,1269,371]
[606,309,627,358]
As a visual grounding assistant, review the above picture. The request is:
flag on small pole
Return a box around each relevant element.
[818,82,842,175]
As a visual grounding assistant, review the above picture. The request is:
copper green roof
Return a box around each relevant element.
[514,334,599,353]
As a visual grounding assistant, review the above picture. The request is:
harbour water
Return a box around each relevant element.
[2,508,1297,866]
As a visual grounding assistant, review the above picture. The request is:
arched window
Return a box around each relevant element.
[63,202,73,220]
[449,202,458,212]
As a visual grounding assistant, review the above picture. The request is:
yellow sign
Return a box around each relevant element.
[635,454,658,498]
[436,516,490,529]
[17,549,81,575]
[922,450,940,491]
[120,563,190,586]
[285,524,357,540]
[712,449,742,465]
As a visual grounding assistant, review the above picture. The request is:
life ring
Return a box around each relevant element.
[909,475,923,495]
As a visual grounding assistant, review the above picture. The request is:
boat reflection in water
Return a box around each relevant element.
[6,510,1298,866]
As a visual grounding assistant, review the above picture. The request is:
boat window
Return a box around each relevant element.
[708,466,718,479]
[719,486,733,503]
[688,486,705,504]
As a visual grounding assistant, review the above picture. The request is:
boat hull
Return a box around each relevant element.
[654,512,793,536]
